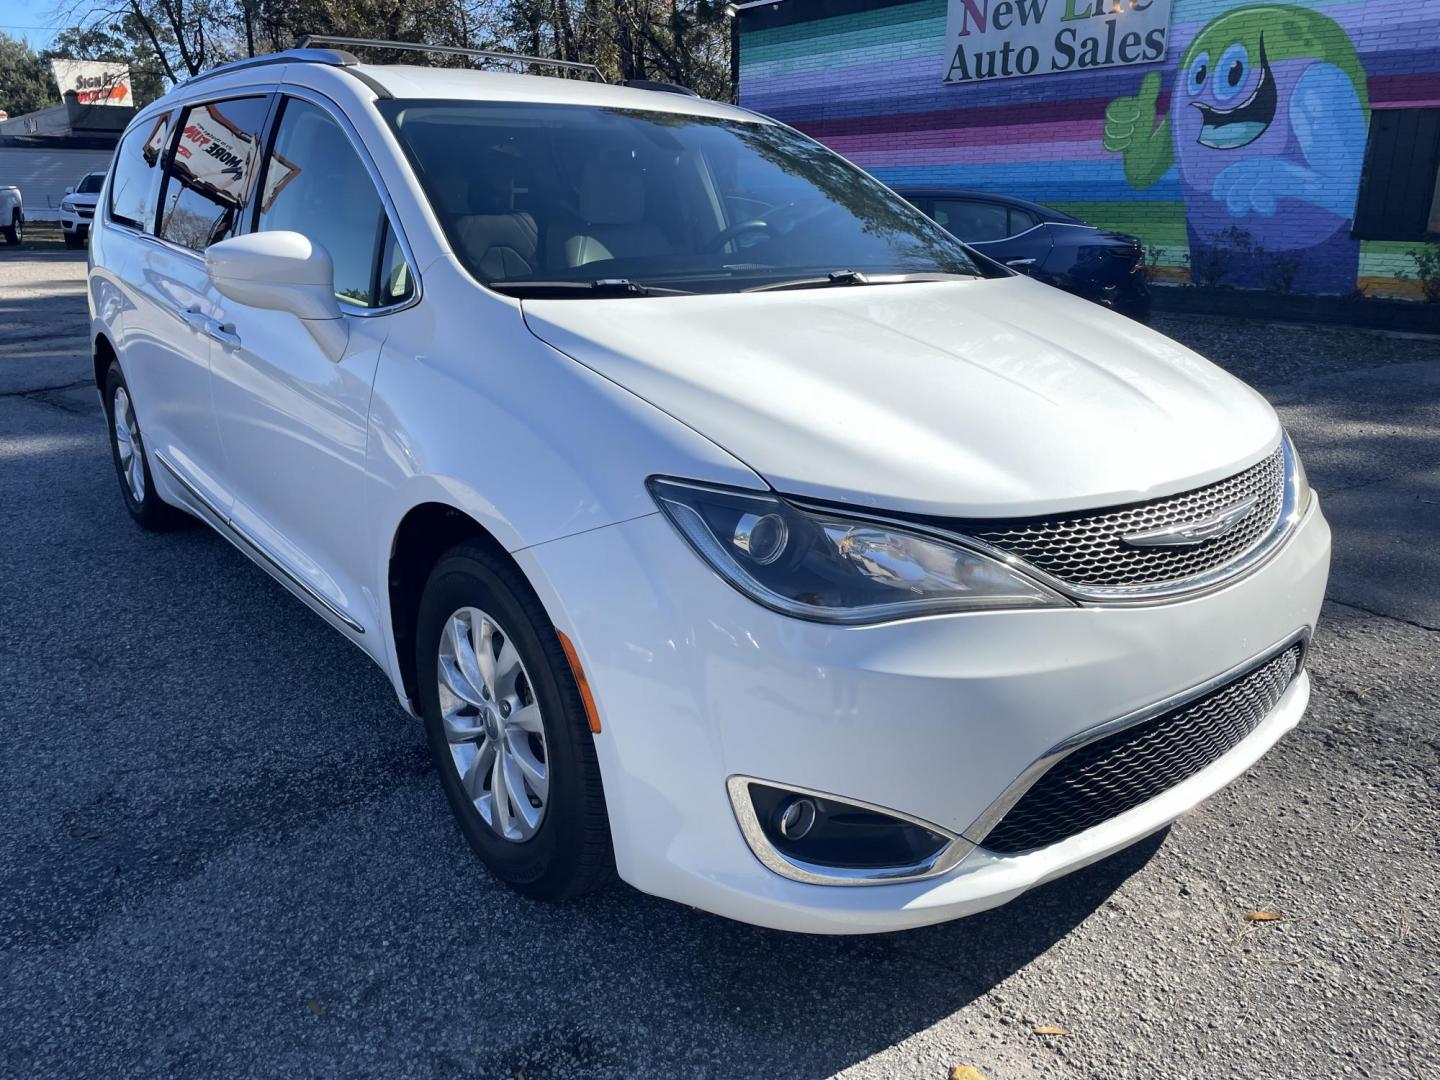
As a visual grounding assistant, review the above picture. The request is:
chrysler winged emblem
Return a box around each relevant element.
[1121,497,1258,548]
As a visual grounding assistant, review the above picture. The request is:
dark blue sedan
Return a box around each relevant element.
[897,188,1151,321]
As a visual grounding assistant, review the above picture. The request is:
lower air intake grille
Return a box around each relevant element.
[980,644,1303,855]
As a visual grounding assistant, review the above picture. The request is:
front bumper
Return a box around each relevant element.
[519,498,1330,934]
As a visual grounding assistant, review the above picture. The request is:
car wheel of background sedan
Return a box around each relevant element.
[416,542,613,900]
[104,361,189,531]
[64,232,83,249]
[3,214,20,245]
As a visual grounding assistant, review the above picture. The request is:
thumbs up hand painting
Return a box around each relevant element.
[1103,72,1174,189]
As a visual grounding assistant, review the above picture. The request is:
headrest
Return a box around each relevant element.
[433,159,516,217]
[579,156,645,225]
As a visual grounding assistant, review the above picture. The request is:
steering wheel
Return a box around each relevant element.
[702,199,802,253]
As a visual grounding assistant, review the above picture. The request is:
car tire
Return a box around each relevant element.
[64,231,83,249]
[416,542,613,900]
[3,214,20,245]
[104,361,190,531]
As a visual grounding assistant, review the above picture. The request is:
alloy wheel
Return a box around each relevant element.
[112,385,145,504]
[436,606,550,842]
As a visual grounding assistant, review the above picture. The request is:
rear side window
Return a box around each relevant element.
[158,96,272,250]
[256,97,396,308]
[1008,207,1039,234]
[108,113,172,231]
[932,199,1009,243]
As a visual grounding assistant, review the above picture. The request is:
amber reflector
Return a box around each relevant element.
[556,629,602,733]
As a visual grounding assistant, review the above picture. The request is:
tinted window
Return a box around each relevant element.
[381,101,980,294]
[77,173,106,194]
[108,112,172,231]
[159,96,271,250]
[931,199,1009,242]
[257,98,390,307]
[1008,207,1039,234]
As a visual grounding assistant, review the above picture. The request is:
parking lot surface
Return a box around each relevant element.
[2,236,1437,1079]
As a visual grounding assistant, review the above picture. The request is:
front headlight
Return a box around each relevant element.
[61,199,76,212]
[649,478,1069,624]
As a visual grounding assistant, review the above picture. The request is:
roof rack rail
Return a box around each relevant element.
[172,47,358,91]
[294,35,607,82]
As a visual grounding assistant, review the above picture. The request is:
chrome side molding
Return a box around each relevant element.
[153,450,365,635]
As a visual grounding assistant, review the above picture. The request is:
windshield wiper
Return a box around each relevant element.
[488,278,692,298]
[743,270,973,293]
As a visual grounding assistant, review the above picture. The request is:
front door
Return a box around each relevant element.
[208,95,416,641]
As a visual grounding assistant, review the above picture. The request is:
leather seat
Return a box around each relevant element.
[440,166,540,279]
[561,157,672,268]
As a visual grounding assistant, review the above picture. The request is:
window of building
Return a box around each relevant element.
[256,97,396,308]
[1353,108,1440,241]
[158,96,272,250]
[107,112,172,232]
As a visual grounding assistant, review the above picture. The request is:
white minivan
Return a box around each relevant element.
[88,42,1329,934]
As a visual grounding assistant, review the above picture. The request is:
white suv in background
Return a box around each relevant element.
[87,43,1330,934]
[61,171,107,247]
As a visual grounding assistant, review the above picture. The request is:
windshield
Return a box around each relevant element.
[77,173,105,194]
[380,101,985,295]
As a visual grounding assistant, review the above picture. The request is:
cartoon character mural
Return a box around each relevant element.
[1104,5,1370,293]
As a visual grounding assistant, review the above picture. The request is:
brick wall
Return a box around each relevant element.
[738,0,1440,297]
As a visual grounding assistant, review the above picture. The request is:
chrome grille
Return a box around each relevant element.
[963,445,1286,589]
[980,644,1302,855]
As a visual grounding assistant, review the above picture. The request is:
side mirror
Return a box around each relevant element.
[205,231,349,359]
[66,185,75,194]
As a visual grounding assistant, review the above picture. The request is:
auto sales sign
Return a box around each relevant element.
[944,0,1172,83]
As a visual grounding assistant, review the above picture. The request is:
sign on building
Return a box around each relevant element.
[50,59,134,107]
[944,0,1172,83]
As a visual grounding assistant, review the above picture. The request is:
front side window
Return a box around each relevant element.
[380,101,981,294]
[108,112,172,231]
[158,96,271,251]
[256,97,395,308]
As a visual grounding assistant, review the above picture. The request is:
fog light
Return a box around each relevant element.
[776,796,816,840]
[743,781,953,874]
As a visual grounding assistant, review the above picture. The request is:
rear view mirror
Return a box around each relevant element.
[66,185,75,194]
[205,231,348,359]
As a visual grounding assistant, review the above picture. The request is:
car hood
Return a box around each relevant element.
[67,193,100,207]
[521,276,1279,517]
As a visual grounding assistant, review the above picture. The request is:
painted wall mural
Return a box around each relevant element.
[1104,5,1370,292]
[737,0,1440,297]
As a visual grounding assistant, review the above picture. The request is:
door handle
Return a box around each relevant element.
[204,321,241,348]
[1005,258,1036,268]
[182,306,209,325]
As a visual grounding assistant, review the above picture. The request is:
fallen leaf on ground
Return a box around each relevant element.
[305,998,324,1016]
[1246,911,1282,922]
[949,1067,987,1080]
[1032,1025,1071,1036]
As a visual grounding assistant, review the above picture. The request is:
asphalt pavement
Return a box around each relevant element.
[1,233,1436,1079]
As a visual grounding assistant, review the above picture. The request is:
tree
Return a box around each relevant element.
[0,33,55,117]
[45,0,736,106]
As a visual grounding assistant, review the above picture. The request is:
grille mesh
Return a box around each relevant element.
[980,644,1302,855]
[962,445,1287,589]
